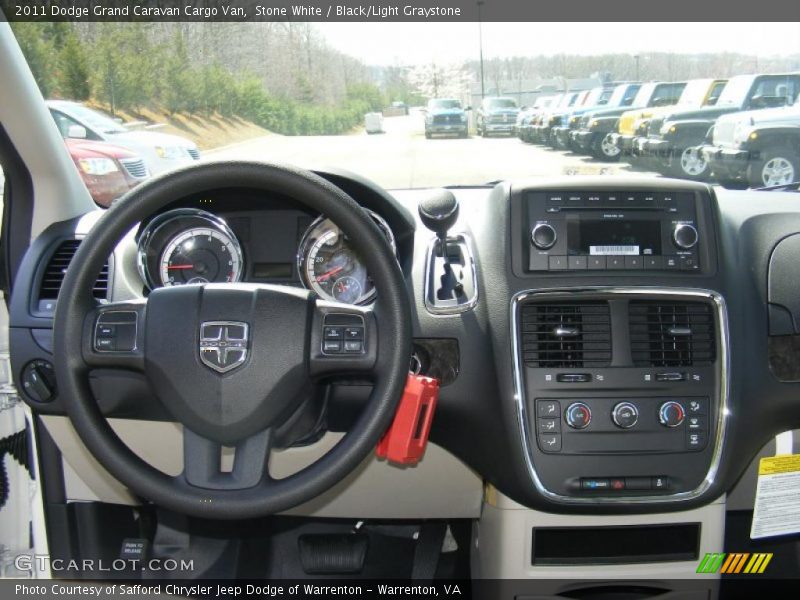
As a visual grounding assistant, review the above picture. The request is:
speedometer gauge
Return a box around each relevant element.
[159,227,242,286]
[137,209,244,289]
[298,211,395,305]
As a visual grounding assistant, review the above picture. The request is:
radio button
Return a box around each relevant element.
[568,256,587,270]
[664,256,680,269]
[625,256,643,269]
[588,256,606,270]
[532,223,558,249]
[548,255,568,270]
[607,256,625,269]
[680,255,699,271]
[530,253,550,271]
[644,256,664,269]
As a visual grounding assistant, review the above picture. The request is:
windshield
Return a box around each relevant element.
[8,21,800,201]
[428,99,462,110]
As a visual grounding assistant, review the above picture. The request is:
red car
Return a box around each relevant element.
[64,138,150,207]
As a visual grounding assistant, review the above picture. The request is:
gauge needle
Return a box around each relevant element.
[167,264,195,270]
[316,266,344,281]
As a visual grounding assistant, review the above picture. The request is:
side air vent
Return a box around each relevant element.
[39,239,109,300]
[630,301,715,367]
[520,302,612,368]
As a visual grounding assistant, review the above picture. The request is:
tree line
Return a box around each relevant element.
[10,21,387,135]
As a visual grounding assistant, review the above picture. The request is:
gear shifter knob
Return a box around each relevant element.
[418,189,459,252]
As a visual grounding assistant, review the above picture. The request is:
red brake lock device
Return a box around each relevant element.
[376,374,440,465]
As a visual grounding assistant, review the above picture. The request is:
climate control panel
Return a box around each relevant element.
[535,397,709,455]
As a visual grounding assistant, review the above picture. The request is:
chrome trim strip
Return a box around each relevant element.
[510,286,729,504]
[423,232,479,315]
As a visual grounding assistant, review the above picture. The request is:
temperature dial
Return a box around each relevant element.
[565,402,592,430]
[611,402,639,429]
[672,223,699,250]
[658,401,686,428]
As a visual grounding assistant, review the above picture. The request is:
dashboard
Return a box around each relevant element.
[8,168,800,515]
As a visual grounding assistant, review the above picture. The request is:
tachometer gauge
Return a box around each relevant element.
[137,209,244,289]
[298,211,395,305]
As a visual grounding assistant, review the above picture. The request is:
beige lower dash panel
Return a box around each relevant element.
[43,415,483,519]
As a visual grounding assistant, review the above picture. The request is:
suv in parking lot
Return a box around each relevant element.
[635,73,800,179]
[424,98,469,138]
[571,81,687,160]
[702,96,800,187]
[476,96,520,136]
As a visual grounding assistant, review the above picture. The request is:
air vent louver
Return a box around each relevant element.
[39,239,109,300]
[630,301,715,367]
[520,302,612,368]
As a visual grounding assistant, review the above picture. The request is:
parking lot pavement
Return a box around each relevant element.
[207,114,659,189]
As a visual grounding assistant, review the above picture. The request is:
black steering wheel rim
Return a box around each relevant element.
[53,161,412,519]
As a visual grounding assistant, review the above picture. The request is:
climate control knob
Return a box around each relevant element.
[672,223,699,250]
[531,223,557,250]
[565,402,592,430]
[611,402,639,429]
[658,401,686,428]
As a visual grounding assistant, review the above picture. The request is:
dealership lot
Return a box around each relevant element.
[208,113,658,189]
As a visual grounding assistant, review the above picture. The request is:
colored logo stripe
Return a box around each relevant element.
[697,552,773,574]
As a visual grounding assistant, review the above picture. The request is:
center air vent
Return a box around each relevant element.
[39,239,109,301]
[520,302,612,368]
[629,301,715,367]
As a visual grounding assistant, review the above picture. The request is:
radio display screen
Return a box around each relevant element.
[568,219,662,256]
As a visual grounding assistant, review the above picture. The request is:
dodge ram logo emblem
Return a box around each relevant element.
[199,321,249,373]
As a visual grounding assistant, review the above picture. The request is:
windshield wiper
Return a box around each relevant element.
[756,181,800,192]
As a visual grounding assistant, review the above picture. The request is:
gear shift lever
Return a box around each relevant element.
[418,189,459,257]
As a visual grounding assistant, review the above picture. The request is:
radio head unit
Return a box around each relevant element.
[524,189,704,273]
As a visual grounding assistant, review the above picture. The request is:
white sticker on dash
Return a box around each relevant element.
[750,454,800,539]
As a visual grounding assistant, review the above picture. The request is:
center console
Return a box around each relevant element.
[509,181,726,504]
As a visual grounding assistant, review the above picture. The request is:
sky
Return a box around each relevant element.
[316,22,800,66]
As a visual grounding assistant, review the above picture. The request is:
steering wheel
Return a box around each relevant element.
[53,162,412,519]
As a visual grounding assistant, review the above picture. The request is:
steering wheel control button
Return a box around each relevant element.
[20,360,57,403]
[531,223,557,250]
[537,400,561,418]
[672,223,699,250]
[658,401,686,428]
[611,402,639,429]
[565,402,592,430]
[556,373,591,383]
[538,434,562,453]
[322,314,365,355]
[537,418,560,434]
[95,311,138,352]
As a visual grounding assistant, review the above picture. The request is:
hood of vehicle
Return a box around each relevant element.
[712,103,800,145]
[618,106,678,135]
[584,105,636,121]
[660,105,742,125]
[484,107,519,115]
[428,108,465,116]
[65,138,136,160]
[106,130,197,149]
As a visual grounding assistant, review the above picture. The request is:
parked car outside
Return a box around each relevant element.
[611,78,727,160]
[529,91,581,144]
[364,112,385,134]
[47,100,201,176]
[64,138,150,207]
[635,73,800,179]
[424,98,468,138]
[518,95,560,143]
[570,81,687,160]
[701,95,800,187]
[551,83,642,151]
[476,97,520,137]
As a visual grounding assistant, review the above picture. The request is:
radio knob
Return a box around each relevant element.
[611,402,639,429]
[531,223,557,250]
[565,402,592,430]
[658,401,686,428]
[672,223,699,250]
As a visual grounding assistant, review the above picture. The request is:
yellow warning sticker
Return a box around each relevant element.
[758,454,800,476]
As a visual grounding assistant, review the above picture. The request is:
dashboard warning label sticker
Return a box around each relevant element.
[751,454,800,539]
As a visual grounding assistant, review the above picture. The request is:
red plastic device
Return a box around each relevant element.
[376,374,440,465]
